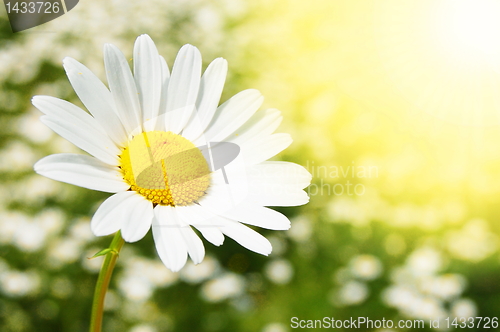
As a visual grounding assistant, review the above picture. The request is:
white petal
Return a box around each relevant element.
[176,205,225,246]
[154,55,170,132]
[197,173,248,214]
[179,223,205,264]
[133,35,162,131]
[150,56,170,132]
[91,191,132,236]
[203,89,263,142]
[248,161,312,189]
[217,217,272,256]
[247,187,310,207]
[34,153,128,193]
[183,58,227,140]
[199,185,292,229]
[159,206,206,264]
[226,108,282,145]
[104,43,142,136]
[221,205,291,230]
[40,115,119,165]
[164,44,201,134]
[120,195,154,242]
[198,163,248,215]
[32,96,102,131]
[152,205,188,272]
[62,57,128,147]
[240,133,292,165]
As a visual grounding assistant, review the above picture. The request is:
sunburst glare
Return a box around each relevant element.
[369,0,500,126]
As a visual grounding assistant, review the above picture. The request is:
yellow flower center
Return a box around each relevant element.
[119,131,211,206]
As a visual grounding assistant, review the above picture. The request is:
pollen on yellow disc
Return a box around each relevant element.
[119,131,211,206]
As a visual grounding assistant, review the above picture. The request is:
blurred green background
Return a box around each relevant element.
[1,0,500,331]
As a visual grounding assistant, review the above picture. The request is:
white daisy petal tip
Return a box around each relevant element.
[282,221,292,231]
[62,56,75,66]
[177,44,202,63]
[176,43,195,55]
[213,238,224,247]
[32,158,43,174]
[137,33,153,40]
[248,88,263,96]
[181,43,197,50]
[103,43,123,61]
[184,44,201,60]
[62,57,83,74]
[260,244,273,256]
[210,57,228,67]
[134,34,157,51]
[169,262,186,273]
[30,95,39,105]
[31,94,49,105]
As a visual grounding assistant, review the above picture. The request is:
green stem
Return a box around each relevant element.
[89,231,125,332]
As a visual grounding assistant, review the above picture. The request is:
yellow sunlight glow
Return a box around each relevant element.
[360,0,500,126]
[439,0,500,60]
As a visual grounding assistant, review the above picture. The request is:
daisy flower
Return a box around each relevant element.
[33,34,311,272]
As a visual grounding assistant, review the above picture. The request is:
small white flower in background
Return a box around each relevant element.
[262,322,288,332]
[0,141,38,172]
[288,215,312,242]
[336,280,369,306]
[33,34,311,272]
[264,259,294,284]
[180,256,219,284]
[407,247,442,277]
[129,324,158,332]
[201,273,245,302]
[382,246,474,322]
[418,273,466,300]
[0,270,41,297]
[451,298,477,318]
[349,254,383,280]
[117,256,179,302]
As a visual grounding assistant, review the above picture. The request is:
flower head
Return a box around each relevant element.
[34,34,311,271]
